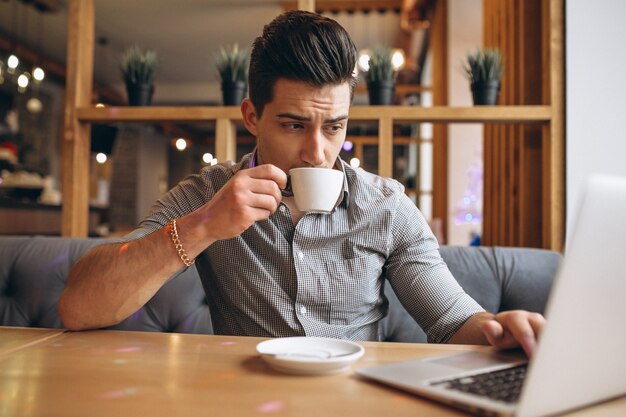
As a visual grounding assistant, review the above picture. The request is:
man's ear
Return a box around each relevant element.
[241,98,259,137]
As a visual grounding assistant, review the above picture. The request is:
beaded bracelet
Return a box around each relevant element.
[168,219,195,267]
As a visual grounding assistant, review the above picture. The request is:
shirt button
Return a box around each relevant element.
[279,205,287,213]
[300,306,307,315]
[297,251,304,260]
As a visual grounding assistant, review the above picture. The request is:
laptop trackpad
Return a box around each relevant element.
[427,350,527,371]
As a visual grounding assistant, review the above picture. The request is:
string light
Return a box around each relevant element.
[95,153,107,164]
[17,73,29,88]
[7,55,19,71]
[202,153,213,164]
[32,66,45,81]
[175,138,188,151]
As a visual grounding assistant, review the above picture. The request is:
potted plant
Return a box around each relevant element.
[463,48,504,105]
[215,44,248,106]
[365,46,398,106]
[120,45,158,106]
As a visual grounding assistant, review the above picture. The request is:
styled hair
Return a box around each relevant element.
[249,10,358,117]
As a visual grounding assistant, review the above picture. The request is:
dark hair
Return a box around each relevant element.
[249,10,358,117]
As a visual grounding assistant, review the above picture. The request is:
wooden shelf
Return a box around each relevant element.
[77,105,551,124]
[77,106,243,122]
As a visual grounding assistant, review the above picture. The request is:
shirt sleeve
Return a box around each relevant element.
[384,192,484,343]
[117,161,237,243]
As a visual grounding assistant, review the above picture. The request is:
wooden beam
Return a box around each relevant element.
[77,105,552,124]
[215,118,237,163]
[61,0,94,237]
[297,0,315,12]
[377,117,393,178]
[431,0,448,243]
[284,1,402,13]
[545,0,564,251]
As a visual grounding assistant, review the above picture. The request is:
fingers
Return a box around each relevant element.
[247,164,288,191]
[483,311,545,358]
[199,165,288,242]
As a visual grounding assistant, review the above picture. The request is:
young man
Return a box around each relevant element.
[59,11,544,356]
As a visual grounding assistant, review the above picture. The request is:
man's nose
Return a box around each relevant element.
[301,130,326,167]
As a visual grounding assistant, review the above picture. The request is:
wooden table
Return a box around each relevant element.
[0,327,624,417]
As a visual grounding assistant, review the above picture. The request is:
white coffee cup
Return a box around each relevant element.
[289,167,344,213]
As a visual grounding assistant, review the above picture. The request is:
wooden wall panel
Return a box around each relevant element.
[482,0,549,248]
[61,0,94,237]
[431,0,448,243]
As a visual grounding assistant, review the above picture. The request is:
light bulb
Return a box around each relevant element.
[33,67,45,81]
[357,53,370,72]
[17,74,29,88]
[96,153,107,164]
[202,153,213,164]
[26,97,42,113]
[175,138,187,151]
[8,55,19,69]
[391,50,405,70]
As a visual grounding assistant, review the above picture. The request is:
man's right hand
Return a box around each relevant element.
[199,164,288,241]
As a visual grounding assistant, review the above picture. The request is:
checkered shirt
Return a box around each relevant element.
[122,153,484,343]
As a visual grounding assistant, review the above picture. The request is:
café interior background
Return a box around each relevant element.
[2,0,586,245]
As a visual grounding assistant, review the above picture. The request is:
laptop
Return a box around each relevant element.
[357,174,626,417]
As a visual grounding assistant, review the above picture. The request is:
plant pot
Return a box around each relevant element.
[367,81,396,106]
[221,81,247,106]
[126,83,154,106]
[471,80,500,105]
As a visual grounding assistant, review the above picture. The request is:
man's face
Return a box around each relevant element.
[242,79,351,175]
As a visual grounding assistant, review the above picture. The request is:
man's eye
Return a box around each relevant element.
[282,123,304,130]
[325,124,344,134]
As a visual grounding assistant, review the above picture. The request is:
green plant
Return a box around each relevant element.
[120,45,158,85]
[463,48,504,83]
[366,46,397,83]
[215,44,249,84]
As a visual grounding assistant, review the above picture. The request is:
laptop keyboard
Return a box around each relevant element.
[431,364,527,404]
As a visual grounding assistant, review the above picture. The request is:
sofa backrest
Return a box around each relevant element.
[0,236,560,342]
[379,245,561,342]
[0,236,212,334]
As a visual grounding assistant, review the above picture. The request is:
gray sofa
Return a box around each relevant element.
[0,236,561,343]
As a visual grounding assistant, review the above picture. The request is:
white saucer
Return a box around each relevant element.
[256,337,365,375]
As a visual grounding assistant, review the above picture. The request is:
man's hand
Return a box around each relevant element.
[200,164,288,241]
[482,310,546,357]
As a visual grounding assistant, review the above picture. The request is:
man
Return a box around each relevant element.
[59,10,544,356]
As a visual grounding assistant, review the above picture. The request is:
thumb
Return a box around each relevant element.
[482,319,505,346]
